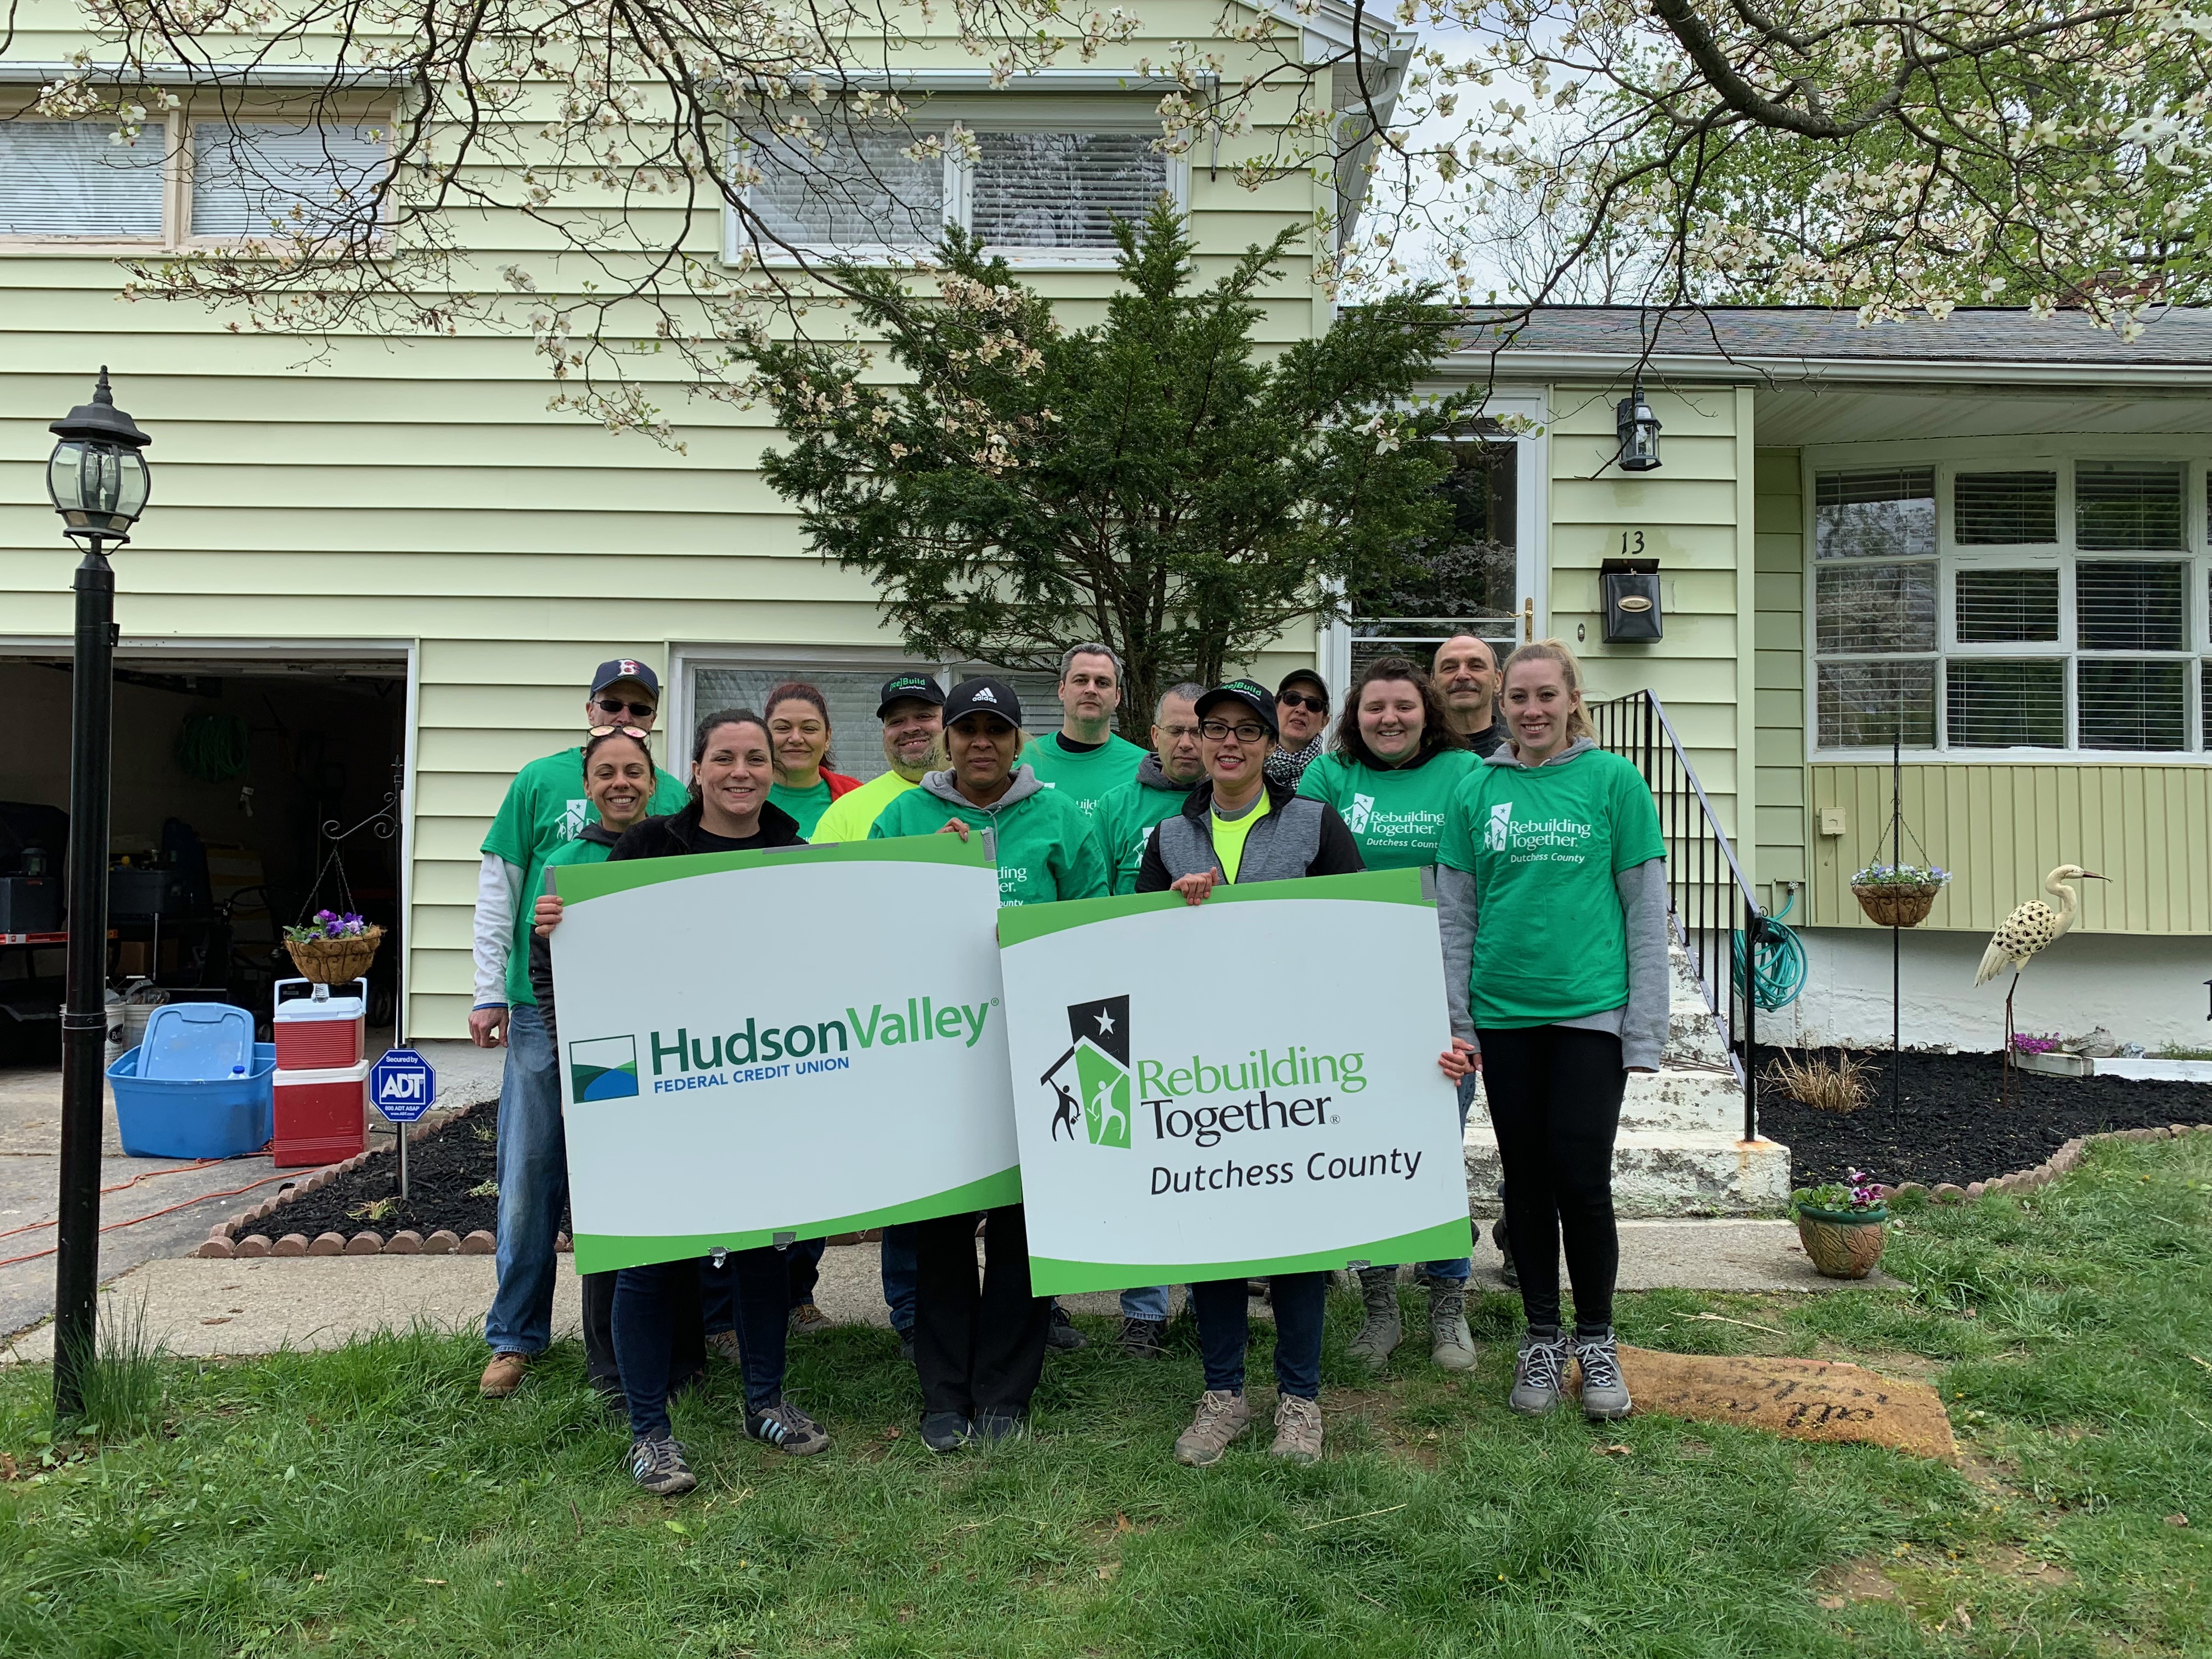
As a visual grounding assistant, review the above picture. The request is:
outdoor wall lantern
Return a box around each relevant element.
[48,368,153,540]
[1615,380,1662,472]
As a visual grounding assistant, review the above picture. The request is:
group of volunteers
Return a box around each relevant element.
[466,633,1668,1494]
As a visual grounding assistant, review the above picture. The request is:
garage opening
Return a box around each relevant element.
[0,651,408,1068]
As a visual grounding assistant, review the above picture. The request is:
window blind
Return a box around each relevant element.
[1945,661,2065,749]
[1815,562,1936,653]
[1955,568,2059,644]
[1817,661,1935,748]
[1953,472,2057,545]
[2076,561,2187,651]
[190,122,387,239]
[1814,468,1935,560]
[692,669,925,782]
[2078,661,2187,751]
[970,132,1166,249]
[0,122,165,238]
[2075,461,2185,551]
[742,128,943,246]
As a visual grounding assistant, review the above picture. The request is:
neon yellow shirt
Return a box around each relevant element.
[810,770,918,842]
[1210,790,1272,882]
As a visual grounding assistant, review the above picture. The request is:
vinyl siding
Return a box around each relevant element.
[1753,448,1807,906]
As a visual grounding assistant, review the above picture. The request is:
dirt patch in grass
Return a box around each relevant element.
[1815,1555,1909,1610]
[1754,1045,2210,1188]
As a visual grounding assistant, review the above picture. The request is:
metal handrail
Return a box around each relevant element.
[1587,690,1767,1143]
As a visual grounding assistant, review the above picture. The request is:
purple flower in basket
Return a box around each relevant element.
[286,910,370,945]
[2011,1032,2062,1057]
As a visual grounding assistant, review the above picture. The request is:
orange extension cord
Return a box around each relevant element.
[0,1156,296,1269]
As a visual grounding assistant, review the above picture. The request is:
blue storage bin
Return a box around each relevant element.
[139,1002,256,1080]
[108,1041,276,1159]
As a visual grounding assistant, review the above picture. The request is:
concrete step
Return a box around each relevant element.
[1460,1115,1792,1218]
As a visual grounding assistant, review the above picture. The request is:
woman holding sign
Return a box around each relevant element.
[1135,678,1364,1467]
[535,709,827,1494]
[1435,642,1667,1423]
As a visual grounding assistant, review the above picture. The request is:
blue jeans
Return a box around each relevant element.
[1391,1071,1480,1286]
[881,1224,917,1334]
[484,1004,566,1355]
[1120,1286,1171,1322]
[616,1249,788,1438]
[787,1236,827,1307]
[1192,1273,1325,1399]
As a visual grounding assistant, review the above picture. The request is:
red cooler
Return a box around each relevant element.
[273,1059,370,1167]
[274,978,367,1070]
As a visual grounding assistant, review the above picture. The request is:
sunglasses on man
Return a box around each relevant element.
[1277,691,1328,714]
[594,697,656,720]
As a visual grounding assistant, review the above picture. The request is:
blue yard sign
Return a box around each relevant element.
[370,1048,438,1123]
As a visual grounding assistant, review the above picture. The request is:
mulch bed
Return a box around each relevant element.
[1754,1045,2212,1189]
[263,1113,568,1244]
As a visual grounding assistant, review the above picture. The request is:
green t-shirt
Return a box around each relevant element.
[1210,790,1272,883]
[1020,732,1147,819]
[870,778,1110,906]
[769,778,835,838]
[1296,748,1479,871]
[811,770,917,843]
[1437,747,1667,1028]
[1096,776,1197,895]
[482,746,690,1007]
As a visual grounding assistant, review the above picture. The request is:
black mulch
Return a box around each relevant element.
[1754,1045,2212,1189]
[257,1112,567,1243]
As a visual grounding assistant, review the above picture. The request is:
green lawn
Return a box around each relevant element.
[6,1135,2212,1658]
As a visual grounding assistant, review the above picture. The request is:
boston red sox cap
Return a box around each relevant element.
[590,658,661,699]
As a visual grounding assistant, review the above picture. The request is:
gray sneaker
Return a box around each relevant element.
[1270,1392,1324,1464]
[1573,1330,1633,1420]
[1347,1266,1402,1372]
[627,1434,697,1496]
[1173,1389,1252,1466]
[1426,1284,1476,1372]
[1509,1328,1568,1415]
[747,1398,830,1456]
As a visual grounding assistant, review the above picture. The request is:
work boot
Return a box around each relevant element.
[1046,1305,1089,1351]
[1426,1284,1477,1372]
[1509,1327,1568,1415]
[789,1301,833,1335]
[1120,1317,1168,1359]
[479,1351,529,1398]
[1492,1217,1518,1290]
[1347,1267,1401,1372]
[1173,1390,1252,1466]
[1573,1329,1633,1420]
[1270,1393,1324,1465]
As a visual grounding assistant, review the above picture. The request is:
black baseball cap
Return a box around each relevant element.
[1194,678,1279,737]
[876,673,947,718]
[590,658,661,699]
[1276,668,1329,706]
[942,676,1023,730]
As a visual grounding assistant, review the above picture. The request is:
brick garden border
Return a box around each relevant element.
[1881,1121,2212,1206]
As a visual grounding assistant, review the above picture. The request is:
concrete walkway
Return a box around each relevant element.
[0,1037,500,1340]
[1,1219,1866,1364]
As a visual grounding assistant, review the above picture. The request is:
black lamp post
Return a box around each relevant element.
[47,368,152,1419]
[1615,380,1662,471]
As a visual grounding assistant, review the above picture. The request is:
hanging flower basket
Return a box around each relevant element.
[284,911,382,985]
[1850,862,1949,928]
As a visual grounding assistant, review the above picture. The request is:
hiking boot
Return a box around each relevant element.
[1173,1389,1252,1466]
[919,1412,970,1453]
[1426,1284,1477,1372]
[1121,1317,1168,1359]
[1347,1267,1401,1372]
[974,1409,1028,1447]
[627,1435,696,1496]
[1492,1217,1518,1290]
[789,1301,833,1335]
[1270,1393,1324,1465]
[1573,1329,1633,1420]
[705,1329,742,1366]
[747,1398,831,1455]
[479,1351,529,1398]
[1046,1305,1088,1351]
[1509,1328,1568,1415]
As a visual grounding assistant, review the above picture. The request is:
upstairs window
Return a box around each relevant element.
[0,122,166,239]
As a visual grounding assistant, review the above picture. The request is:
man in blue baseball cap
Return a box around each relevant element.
[475,657,690,1401]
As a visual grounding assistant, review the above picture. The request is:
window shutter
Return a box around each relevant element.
[2078,661,2187,751]
[1814,469,1935,560]
[1815,563,1936,653]
[190,123,388,240]
[1955,568,2059,643]
[1817,662,1935,748]
[2075,461,2185,550]
[1945,662,2065,749]
[740,128,943,246]
[1953,472,2056,545]
[0,123,165,237]
[692,669,926,782]
[2076,561,2187,651]
[970,132,1167,249]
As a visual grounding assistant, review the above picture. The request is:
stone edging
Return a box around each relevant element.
[1879,1121,2212,1206]
[191,1100,527,1260]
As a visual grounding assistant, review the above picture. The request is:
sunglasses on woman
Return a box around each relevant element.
[1277,691,1328,714]
[594,697,656,720]
[588,725,651,742]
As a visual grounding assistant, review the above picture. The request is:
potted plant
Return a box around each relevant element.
[1791,1169,1889,1278]
[1850,861,1950,928]
[284,909,383,985]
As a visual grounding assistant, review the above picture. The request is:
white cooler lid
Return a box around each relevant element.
[274,1058,372,1084]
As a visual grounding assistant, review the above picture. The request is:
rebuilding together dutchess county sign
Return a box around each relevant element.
[998,870,1473,1295]
[549,836,1019,1273]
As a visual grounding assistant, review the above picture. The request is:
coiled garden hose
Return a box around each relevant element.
[1732,887,1807,1012]
[174,712,252,783]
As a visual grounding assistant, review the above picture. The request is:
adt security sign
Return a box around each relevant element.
[370,1048,437,1123]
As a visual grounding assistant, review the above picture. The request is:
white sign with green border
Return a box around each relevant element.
[997,868,1472,1296]
[550,835,1018,1273]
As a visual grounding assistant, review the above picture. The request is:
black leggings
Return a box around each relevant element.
[1478,1024,1627,1335]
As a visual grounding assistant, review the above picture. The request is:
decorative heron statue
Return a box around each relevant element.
[1974,864,2107,1064]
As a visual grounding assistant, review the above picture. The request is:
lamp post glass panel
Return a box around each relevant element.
[1616,383,1662,472]
[46,368,152,1420]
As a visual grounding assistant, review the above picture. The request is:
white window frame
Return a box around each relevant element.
[667,644,952,781]
[724,106,1189,273]
[1803,441,2211,762]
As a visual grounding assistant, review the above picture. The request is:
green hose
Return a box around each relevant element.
[1733,888,1807,1011]
[174,712,252,782]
